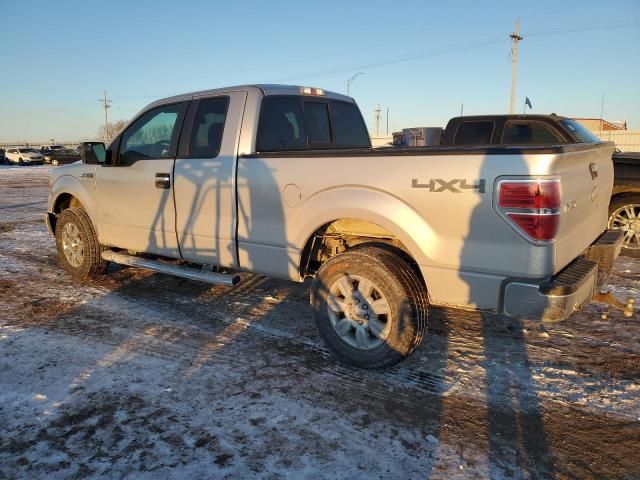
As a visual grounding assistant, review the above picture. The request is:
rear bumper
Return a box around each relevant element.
[502,230,624,321]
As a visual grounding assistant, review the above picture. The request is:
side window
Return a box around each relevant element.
[330,100,370,148]
[502,121,562,144]
[256,97,306,152]
[188,97,229,158]
[119,103,185,163]
[454,121,494,145]
[304,102,331,144]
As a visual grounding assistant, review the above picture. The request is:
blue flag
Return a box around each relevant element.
[525,97,532,109]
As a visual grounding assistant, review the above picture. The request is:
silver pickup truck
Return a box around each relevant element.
[46,84,622,368]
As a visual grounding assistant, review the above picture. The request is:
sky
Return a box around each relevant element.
[0,0,639,142]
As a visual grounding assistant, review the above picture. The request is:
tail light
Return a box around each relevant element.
[496,179,561,241]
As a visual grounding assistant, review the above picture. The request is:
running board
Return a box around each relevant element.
[101,250,240,286]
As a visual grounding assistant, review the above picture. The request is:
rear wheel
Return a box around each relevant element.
[18,157,23,165]
[52,159,59,166]
[310,246,428,368]
[55,207,109,279]
[608,194,640,258]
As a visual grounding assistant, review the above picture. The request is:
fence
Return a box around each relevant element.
[0,142,79,150]
[592,130,640,152]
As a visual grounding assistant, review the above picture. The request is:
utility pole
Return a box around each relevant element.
[386,107,389,135]
[508,19,523,114]
[374,104,382,136]
[460,101,464,116]
[99,90,112,141]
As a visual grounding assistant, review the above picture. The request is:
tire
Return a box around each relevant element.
[310,246,428,369]
[55,207,109,279]
[18,158,23,165]
[52,159,59,166]
[608,194,640,258]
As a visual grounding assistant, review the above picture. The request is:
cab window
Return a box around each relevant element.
[304,102,331,144]
[454,121,494,145]
[188,97,229,158]
[256,96,370,152]
[119,103,185,163]
[502,121,562,144]
[257,97,307,151]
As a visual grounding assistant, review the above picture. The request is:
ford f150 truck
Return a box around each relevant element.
[46,85,622,368]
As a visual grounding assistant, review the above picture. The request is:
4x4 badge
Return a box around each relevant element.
[411,178,486,193]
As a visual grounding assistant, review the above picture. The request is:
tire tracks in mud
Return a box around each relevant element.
[2,174,640,478]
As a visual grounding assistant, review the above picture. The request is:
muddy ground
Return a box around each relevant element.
[0,166,639,479]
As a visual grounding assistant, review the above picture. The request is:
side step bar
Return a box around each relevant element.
[101,250,240,286]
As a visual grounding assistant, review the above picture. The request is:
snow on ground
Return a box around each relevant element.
[0,166,639,479]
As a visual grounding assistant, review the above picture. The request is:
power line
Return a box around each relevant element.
[274,18,638,83]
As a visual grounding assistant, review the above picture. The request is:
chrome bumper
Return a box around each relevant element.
[502,230,624,322]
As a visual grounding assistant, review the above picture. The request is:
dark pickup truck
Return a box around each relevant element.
[610,151,640,257]
[439,114,639,257]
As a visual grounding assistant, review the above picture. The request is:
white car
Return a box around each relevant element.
[5,148,44,165]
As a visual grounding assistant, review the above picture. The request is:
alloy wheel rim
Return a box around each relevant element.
[609,204,640,251]
[61,222,84,267]
[326,274,391,350]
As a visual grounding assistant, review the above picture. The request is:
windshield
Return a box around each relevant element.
[560,119,601,143]
[17,148,35,153]
[51,145,64,149]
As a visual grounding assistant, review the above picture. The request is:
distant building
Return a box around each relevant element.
[573,118,627,132]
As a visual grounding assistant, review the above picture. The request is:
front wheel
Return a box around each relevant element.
[55,207,109,279]
[310,246,428,368]
[608,194,640,258]
[18,158,23,165]
[51,159,59,166]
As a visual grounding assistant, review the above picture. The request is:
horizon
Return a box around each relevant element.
[0,0,639,142]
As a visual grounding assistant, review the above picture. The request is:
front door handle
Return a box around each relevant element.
[155,173,171,189]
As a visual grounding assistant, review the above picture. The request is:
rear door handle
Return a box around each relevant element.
[155,173,171,189]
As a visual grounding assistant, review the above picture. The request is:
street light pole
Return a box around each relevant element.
[347,72,364,96]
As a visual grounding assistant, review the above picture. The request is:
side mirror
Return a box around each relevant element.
[80,142,110,165]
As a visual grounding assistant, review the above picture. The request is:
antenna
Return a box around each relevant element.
[508,19,524,114]
[99,90,112,141]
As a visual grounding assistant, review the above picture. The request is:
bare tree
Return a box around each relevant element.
[98,119,128,142]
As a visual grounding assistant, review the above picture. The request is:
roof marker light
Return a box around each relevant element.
[300,87,325,96]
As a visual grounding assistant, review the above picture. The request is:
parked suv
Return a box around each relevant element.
[5,148,44,165]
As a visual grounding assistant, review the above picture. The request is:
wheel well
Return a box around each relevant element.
[611,188,640,201]
[53,193,82,214]
[50,194,83,232]
[300,218,420,280]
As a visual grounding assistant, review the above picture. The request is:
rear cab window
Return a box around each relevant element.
[454,121,494,145]
[502,121,563,144]
[560,119,601,143]
[256,96,370,152]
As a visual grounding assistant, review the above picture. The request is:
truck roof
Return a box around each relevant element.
[447,114,569,123]
[147,84,354,110]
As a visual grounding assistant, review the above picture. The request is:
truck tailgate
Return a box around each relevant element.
[553,143,615,272]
